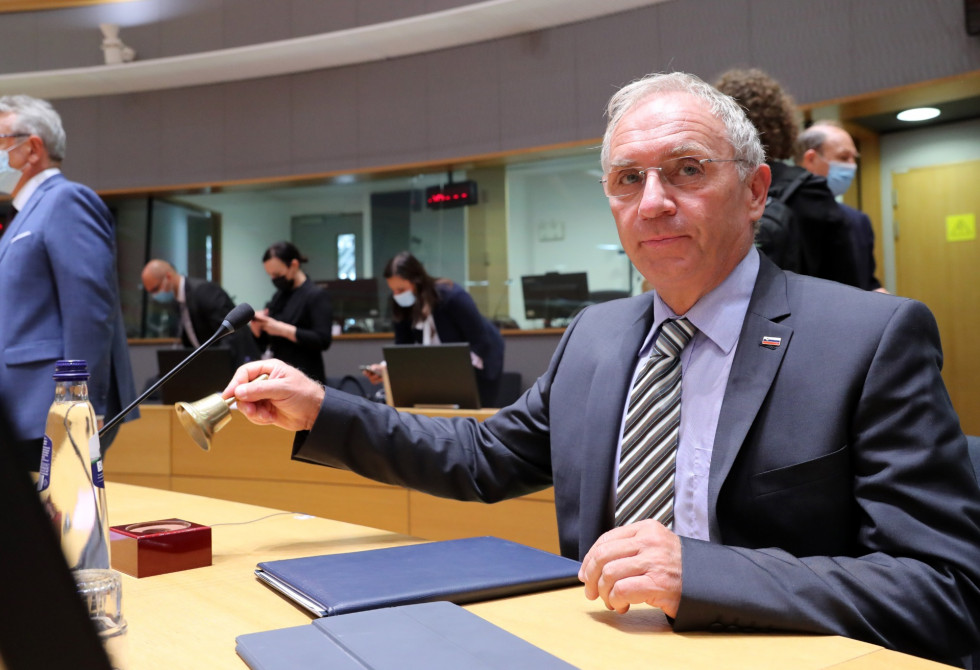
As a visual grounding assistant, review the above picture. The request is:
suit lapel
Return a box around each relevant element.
[706,257,792,542]
[0,175,60,264]
[576,293,655,552]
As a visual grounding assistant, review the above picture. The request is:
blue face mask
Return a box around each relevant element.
[393,291,416,308]
[825,161,857,197]
[0,149,22,195]
[151,290,175,304]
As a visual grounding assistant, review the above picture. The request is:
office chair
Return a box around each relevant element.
[966,435,980,670]
[966,435,980,483]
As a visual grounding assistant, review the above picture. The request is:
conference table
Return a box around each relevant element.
[108,482,946,669]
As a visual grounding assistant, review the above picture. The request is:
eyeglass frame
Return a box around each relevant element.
[599,156,747,198]
[0,133,30,152]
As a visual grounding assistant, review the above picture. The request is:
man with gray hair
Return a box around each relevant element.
[796,120,885,291]
[0,95,138,463]
[222,73,979,664]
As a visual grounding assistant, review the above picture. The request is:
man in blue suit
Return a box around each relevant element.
[222,74,980,664]
[0,95,138,469]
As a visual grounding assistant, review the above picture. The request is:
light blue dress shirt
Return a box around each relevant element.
[614,248,759,541]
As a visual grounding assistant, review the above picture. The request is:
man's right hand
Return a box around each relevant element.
[222,359,324,432]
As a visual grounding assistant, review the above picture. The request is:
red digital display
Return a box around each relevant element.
[425,181,479,209]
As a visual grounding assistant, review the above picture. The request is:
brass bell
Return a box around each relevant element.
[174,374,268,451]
[175,393,232,451]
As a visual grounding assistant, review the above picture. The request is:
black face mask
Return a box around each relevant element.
[272,275,294,291]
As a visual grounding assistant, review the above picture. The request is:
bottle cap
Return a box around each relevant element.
[53,359,90,381]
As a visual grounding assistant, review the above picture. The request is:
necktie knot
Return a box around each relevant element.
[653,318,696,359]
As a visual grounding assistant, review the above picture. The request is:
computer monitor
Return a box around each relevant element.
[383,344,481,410]
[521,272,589,323]
[156,348,235,405]
[318,278,382,321]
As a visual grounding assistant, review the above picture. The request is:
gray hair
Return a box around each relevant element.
[793,120,843,164]
[601,72,764,181]
[0,95,67,162]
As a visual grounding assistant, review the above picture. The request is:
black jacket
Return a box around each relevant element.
[258,280,333,383]
[768,162,860,287]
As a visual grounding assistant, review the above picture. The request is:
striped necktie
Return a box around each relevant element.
[615,318,696,528]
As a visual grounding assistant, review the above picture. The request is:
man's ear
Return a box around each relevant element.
[800,148,820,173]
[25,135,48,167]
[746,163,771,220]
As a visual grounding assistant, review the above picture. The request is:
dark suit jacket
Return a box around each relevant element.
[839,203,882,291]
[292,254,980,662]
[770,162,860,288]
[183,276,261,366]
[0,173,138,457]
[257,280,333,383]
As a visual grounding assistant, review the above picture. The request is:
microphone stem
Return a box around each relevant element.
[98,328,233,439]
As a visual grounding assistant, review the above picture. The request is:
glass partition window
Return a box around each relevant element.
[505,154,631,329]
[107,147,638,336]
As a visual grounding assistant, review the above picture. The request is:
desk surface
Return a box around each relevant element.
[107,483,946,670]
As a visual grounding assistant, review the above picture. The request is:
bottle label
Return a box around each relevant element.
[92,458,105,489]
[38,435,53,492]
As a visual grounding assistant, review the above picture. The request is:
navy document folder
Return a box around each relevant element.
[235,600,578,669]
[253,536,581,617]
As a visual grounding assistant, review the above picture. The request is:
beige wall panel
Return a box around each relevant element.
[409,491,559,553]
[104,405,172,476]
[169,412,392,488]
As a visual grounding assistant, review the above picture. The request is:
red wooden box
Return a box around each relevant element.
[109,519,212,578]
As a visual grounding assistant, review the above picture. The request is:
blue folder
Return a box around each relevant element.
[254,536,581,617]
[235,600,578,669]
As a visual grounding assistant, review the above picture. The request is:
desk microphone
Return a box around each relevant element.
[98,303,255,439]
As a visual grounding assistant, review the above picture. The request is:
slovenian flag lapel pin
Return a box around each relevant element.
[761,336,781,349]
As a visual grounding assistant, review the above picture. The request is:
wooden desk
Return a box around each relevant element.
[108,483,946,670]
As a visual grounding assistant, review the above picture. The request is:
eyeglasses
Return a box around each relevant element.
[0,133,29,152]
[600,156,745,198]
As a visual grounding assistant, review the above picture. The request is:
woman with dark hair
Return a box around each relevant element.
[365,251,504,407]
[251,241,333,383]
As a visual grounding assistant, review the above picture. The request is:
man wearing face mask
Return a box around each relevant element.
[251,241,333,384]
[0,95,138,464]
[715,69,860,289]
[141,259,262,366]
[796,121,886,292]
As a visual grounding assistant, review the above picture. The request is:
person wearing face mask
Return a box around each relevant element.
[141,259,262,366]
[796,121,886,293]
[715,69,861,288]
[0,94,138,463]
[363,251,504,407]
[251,241,333,383]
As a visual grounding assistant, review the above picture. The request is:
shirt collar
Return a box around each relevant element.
[12,167,60,211]
[648,247,760,355]
[176,275,187,304]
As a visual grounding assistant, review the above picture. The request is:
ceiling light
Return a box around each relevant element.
[896,107,941,122]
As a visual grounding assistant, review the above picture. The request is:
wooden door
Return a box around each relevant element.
[893,160,980,434]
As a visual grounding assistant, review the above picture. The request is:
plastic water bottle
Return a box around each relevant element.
[38,359,111,570]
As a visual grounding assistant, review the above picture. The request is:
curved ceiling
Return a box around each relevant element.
[0,0,668,100]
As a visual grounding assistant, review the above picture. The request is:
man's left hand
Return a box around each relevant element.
[578,519,683,617]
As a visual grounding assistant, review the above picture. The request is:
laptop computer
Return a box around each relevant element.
[156,347,235,405]
[382,344,481,410]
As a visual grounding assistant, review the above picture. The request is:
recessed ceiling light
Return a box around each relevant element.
[896,107,941,122]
